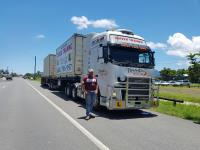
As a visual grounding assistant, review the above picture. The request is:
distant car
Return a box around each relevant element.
[168,80,190,86]
[159,81,170,86]
[5,74,12,80]
[154,80,161,85]
[168,80,178,86]
[23,76,28,79]
[177,80,190,86]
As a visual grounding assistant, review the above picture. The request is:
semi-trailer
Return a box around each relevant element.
[41,29,159,110]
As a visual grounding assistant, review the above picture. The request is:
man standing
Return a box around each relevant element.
[82,69,98,120]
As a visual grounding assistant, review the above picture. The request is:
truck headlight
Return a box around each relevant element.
[117,75,127,82]
[112,91,117,97]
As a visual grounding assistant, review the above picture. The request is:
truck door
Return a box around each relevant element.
[97,47,104,64]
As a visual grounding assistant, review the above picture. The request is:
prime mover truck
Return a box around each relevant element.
[41,29,159,110]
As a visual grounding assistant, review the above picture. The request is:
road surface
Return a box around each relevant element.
[0,78,200,150]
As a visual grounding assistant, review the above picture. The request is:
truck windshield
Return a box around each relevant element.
[109,46,154,68]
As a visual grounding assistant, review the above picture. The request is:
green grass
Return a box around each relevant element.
[159,92,200,104]
[157,86,200,104]
[35,77,41,82]
[30,77,41,82]
[152,101,200,122]
[190,83,200,88]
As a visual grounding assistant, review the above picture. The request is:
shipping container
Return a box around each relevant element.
[43,54,56,77]
[56,34,85,77]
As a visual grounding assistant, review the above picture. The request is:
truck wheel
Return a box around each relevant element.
[72,87,78,101]
[49,83,53,90]
[66,86,72,98]
[49,83,55,90]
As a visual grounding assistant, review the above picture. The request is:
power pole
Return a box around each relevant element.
[34,56,36,80]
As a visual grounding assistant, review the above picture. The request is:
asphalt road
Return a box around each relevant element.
[0,78,200,150]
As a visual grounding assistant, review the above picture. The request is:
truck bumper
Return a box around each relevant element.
[107,98,159,110]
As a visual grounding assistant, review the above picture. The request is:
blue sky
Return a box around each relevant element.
[0,0,200,74]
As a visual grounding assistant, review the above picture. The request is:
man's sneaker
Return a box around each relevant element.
[90,114,95,118]
[85,116,90,120]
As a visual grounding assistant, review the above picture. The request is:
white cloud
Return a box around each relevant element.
[166,50,188,57]
[166,33,200,57]
[71,16,90,29]
[176,60,190,67]
[71,16,118,30]
[35,34,45,39]
[91,19,118,28]
[149,33,200,58]
[147,41,167,49]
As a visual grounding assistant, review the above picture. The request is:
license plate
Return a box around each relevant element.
[116,101,123,108]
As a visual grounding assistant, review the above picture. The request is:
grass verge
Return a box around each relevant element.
[151,101,200,122]
[30,77,41,82]
[158,92,200,104]
[190,83,200,88]
[157,86,200,104]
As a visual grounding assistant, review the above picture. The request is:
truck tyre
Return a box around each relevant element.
[49,83,52,90]
[49,82,54,90]
[72,86,78,101]
[66,85,72,98]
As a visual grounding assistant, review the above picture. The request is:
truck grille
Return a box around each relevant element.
[128,96,149,101]
[128,90,149,95]
[128,78,149,83]
[128,84,149,89]
[127,77,151,101]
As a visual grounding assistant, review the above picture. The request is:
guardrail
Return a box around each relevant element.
[155,96,184,106]
[153,85,184,106]
[157,84,200,88]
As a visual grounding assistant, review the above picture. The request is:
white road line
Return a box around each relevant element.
[25,81,110,150]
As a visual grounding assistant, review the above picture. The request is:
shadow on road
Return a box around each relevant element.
[94,109,157,120]
[40,85,49,89]
[48,90,158,120]
[77,109,157,120]
[50,91,71,101]
[193,121,200,125]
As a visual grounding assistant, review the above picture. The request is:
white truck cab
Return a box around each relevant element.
[80,29,158,110]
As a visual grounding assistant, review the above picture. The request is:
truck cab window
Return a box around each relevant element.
[109,46,154,68]
[139,53,150,63]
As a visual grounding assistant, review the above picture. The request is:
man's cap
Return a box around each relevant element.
[88,68,94,73]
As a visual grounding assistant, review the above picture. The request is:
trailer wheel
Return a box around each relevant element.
[65,85,72,98]
[72,86,78,101]
[49,83,53,90]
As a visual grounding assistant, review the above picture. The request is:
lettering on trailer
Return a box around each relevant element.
[57,50,62,57]
[56,42,73,74]
[56,43,72,57]
[92,36,106,46]
[57,64,72,73]
[62,43,72,53]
